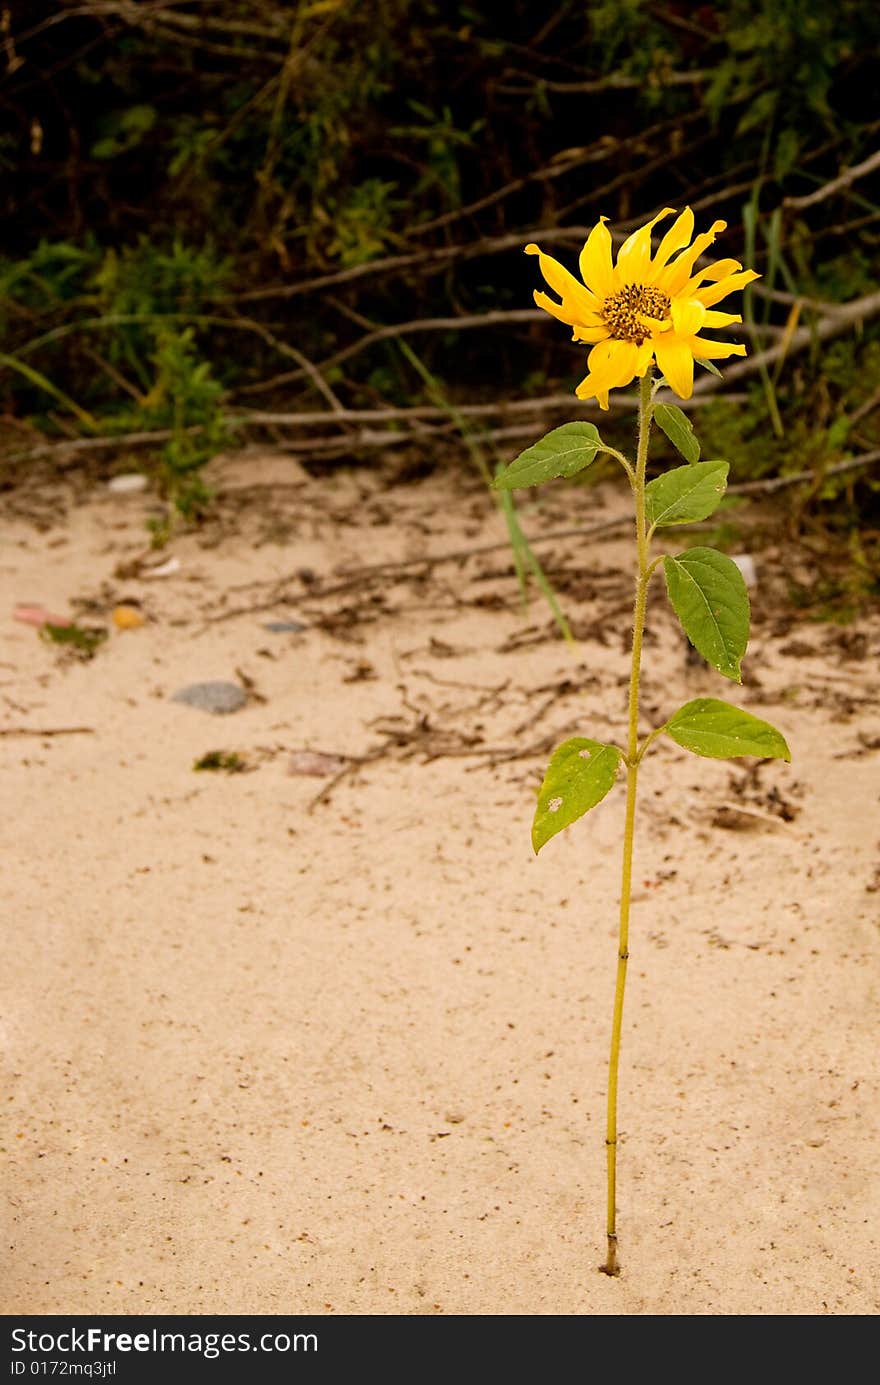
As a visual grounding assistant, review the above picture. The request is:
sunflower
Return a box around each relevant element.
[526,208,758,409]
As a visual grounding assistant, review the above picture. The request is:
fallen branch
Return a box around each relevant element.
[0,725,94,737]
[237,309,545,396]
[813,209,880,243]
[302,457,880,594]
[243,393,579,426]
[0,390,753,465]
[2,428,178,463]
[238,307,773,399]
[8,293,877,466]
[497,68,712,95]
[233,224,606,304]
[302,517,637,594]
[242,390,750,428]
[728,450,880,495]
[407,109,707,239]
[783,147,880,211]
[208,515,636,624]
[690,290,880,394]
[198,450,879,633]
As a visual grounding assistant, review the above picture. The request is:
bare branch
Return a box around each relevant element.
[0,725,94,737]
[236,309,775,399]
[243,394,579,427]
[783,147,880,211]
[728,451,880,495]
[407,110,705,238]
[690,290,880,392]
[0,387,750,465]
[496,69,712,95]
[236,309,545,397]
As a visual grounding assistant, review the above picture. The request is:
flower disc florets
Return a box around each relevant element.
[602,284,671,344]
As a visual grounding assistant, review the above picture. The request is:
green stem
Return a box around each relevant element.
[600,371,653,1277]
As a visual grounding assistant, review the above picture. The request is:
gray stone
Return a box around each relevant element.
[171,681,248,714]
[263,620,308,633]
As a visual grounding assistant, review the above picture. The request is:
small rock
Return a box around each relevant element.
[263,620,308,633]
[712,805,760,831]
[143,556,181,579]
[171,681,248,715]
[112,604,145,631]
[287,749,346,777]
[107,473,148,494]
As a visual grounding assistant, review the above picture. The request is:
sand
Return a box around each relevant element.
[2,451,878,1315]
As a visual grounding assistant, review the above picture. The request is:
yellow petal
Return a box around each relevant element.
[688,337,748,359]
[585,339,618,378]
[592,339,640,390]
[686,257,741,290]
[646,208,694,281]
[575,374,608,407]
[638,312,670,334]
[575,339,637,404]
[576,375,611,408]
[670,298,706,336]
[534,290,605,333]
[573,324,611,343]
[702,310,742,328]
[659,220,727,295]
[608,340,641,387]
[654,334,696,399]
[615,208,675,285]
[533,289,580,328]
[577,219,616,298]
[526,243,600,321]
[696,269,760,308]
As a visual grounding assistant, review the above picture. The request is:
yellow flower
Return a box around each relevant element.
[526,208,759,409]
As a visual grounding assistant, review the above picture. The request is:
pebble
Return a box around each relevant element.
[287,749,346,777]
[171,681,248,714]
[112,604,145,630]
[143,556,180,578]
[263,620,308,633]
[107,473,148,494]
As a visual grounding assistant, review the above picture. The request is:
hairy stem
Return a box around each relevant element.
[600,371,653,1277]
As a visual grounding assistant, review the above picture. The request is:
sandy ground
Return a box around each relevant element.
[2,450,878,1316]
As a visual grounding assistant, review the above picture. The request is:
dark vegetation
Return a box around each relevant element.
[1,1,879,603]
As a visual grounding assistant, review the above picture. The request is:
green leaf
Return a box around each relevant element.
[38,623,107,659]
[695,357,723,379]
[493,422,603,489]
[665,698,790,761]
[645,460,729,531]
[654,403,700,463]
[663,548,749,681]
[532,738,622,853]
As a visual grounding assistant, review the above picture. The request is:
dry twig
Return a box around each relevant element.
[783,147,880,211]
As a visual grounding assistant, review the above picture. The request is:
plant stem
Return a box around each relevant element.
[600,371,653,1277]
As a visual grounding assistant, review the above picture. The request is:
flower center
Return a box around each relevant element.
[602,284,671,344]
